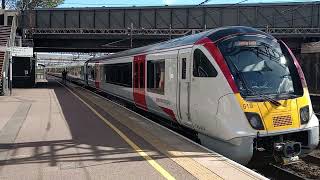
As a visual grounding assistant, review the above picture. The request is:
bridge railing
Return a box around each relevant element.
[23,27,320,38]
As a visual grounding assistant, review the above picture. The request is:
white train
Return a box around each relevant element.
[48,26,319,165]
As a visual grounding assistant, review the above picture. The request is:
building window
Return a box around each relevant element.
[104,62,132,87]
[193,49,218,77]
[147,60,165,94]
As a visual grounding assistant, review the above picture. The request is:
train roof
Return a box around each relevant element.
[87,26,273,63]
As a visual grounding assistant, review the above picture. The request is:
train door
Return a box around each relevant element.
[177,50,192,126]
[189,46,221,134]
[133,55,147,110]
[95,62,100,88]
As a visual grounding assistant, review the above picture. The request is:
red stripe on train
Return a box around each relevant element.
[160,106,177,121]
[133,55,148,110]
[280,40,308,88]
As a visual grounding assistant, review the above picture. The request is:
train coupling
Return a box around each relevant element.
[273,141,301,164]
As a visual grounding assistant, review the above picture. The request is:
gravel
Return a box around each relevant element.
[280,149,320,179]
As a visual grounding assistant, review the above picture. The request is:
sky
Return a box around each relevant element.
[58,0,319,8]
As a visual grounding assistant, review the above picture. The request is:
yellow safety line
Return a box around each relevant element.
[57,80,175,180]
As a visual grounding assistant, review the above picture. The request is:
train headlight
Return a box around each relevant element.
[245,112,264,130]
[300,105,310,125]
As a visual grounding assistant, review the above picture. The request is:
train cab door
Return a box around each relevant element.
[189,46,221,134]
[177,50,192,126]
[133,55,147,110]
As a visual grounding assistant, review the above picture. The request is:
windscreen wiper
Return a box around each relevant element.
[228,59,281,106]
[259,94,282,106]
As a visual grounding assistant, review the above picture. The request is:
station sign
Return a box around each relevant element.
[11,47,33,57]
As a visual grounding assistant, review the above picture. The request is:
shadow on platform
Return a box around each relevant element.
[0,79,219,168]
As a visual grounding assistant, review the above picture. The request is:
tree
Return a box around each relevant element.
[6,0,64,10]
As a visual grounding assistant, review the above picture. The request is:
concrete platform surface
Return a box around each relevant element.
[0,79,267,180]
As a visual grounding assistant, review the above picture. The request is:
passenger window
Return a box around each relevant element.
[81,66,84,76]
[193,49,217,77]
[104,63,132,87]
[90,67,95,79]
[134,63,139,88]
[182,58,186,79]
[147,60,165,95]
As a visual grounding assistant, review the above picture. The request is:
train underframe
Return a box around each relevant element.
[250,125,319,165]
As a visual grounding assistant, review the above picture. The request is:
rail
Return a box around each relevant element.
[303,155,320,166]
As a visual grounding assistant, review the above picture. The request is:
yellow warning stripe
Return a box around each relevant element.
[57,81,175,180]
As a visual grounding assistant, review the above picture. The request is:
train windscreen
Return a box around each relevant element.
[217,34,303,98]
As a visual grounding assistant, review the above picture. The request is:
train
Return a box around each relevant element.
[47,26,319,165]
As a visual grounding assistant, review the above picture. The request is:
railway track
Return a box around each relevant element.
[303,155,320,166]
[255,164,306,180]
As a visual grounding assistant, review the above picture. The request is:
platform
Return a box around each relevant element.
[0,79,267,180]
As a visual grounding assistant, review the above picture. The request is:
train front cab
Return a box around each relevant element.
[187,29,319,165]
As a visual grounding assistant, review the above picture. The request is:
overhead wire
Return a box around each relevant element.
[198,0,213,6]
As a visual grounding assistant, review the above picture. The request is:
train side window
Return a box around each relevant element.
[193,49,217,77]
[104,63,132,87]
[182,58,186,79]
[88,66,95,80]
[91,69,95,79]
[80,66,84,79]
[147,60,165,95]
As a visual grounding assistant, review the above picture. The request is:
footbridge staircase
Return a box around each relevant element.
[0,18,16,95]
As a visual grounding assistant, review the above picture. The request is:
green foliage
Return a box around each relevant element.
[14,0,64,10]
